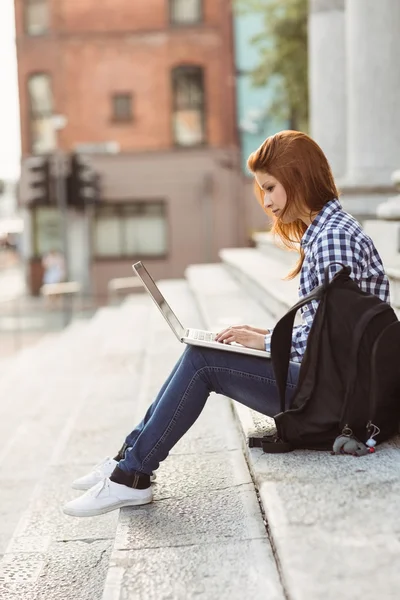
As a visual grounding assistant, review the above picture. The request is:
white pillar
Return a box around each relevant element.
[346,0,400,186]
[309,0,346,178]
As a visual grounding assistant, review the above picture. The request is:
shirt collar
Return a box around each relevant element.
[300,198,342,248]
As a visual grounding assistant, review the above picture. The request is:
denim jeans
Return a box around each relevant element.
[118,345,301,475]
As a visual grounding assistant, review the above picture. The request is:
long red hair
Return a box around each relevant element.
[247,130,339,279]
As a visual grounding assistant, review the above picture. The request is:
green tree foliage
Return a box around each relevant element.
[236,0,309,132]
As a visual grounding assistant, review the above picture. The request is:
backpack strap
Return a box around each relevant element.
[271,263,351,413]
[248,434,293,453]
[323,262,350,288]
[271,285,324,412]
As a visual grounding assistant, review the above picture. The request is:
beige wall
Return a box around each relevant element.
[88,148,258,296]
[21,150,271,296]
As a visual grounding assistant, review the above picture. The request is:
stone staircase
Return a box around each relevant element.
[187,238,400,599]
[0,282,283,600]
[1,238,399,600]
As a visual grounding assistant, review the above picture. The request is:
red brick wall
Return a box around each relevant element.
[15,0,238,156]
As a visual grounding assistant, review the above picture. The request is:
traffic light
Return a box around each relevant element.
[24,156,51,205]
[67,153,101,208]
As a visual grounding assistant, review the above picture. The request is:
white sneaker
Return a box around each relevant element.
[71,457,118,490]
[63,478,153,517]
[72,457,156,490]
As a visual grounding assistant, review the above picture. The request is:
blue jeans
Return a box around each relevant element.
[118,346,301,476]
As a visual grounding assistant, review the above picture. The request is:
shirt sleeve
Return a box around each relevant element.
[289,228,365,362]
[314,227,364,284]
[264,329,273,353]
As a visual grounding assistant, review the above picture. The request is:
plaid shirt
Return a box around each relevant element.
[265,198,390,362]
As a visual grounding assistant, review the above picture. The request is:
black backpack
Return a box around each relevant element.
[249,263,400,455]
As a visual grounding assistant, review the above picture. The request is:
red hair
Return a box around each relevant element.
[247,130,339,279]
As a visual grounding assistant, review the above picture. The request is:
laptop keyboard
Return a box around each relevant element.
[190,329,216,342]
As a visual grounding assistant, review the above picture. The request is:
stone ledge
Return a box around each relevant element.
[187,259,400,600]
[219,247,298,320]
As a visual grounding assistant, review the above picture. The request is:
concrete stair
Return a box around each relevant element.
[2,235,400,600]
[0,282,284,600]
[101,281,283,600]
[0,296,153,600]
[186,241,400,600]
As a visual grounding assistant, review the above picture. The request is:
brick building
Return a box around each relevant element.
[15,0,267,296]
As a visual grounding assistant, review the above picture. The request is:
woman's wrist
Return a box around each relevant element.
[254,327,270,335]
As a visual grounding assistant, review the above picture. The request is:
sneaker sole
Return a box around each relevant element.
[71,473,156,491]
[63,495,153,518]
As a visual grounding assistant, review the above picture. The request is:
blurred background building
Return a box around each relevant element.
[15,0,275,297]
[9,0,400,301]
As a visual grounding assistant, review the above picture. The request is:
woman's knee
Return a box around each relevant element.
[182,344,206,367]
[182,345,221,381]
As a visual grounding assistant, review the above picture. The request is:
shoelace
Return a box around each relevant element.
[88,478,109,498]
[93,457,113,477]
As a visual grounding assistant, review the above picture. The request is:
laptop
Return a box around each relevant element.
[132,261,270,359]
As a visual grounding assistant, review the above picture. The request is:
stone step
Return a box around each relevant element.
[186,262,270,331]
[186,260,400,600]
[101,279,284,600]
[220,247,298,319]
[253,231,299,267]
[254,229,400,315]
[0,295,153,600]
[0,283,283,600]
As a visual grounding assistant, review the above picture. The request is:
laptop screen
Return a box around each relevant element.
[132,262,185,341]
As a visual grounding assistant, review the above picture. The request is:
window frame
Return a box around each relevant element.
[111,92,133,123]
[24,0,50,36]
[92,200,169,261]
[32,205,62,258]
[27,71,55,155]
[171,65,206,147]
[169,0,203,26]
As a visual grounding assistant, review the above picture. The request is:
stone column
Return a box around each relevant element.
[364,169,400,267]
[346,0,400,186]
[309,0,346,178]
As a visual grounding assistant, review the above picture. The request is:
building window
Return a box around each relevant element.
[170,0,202,25]
[111,93,133,122]
[172,66,205,146]
[28,73,56,154]
[93,202,168,258]
[25,0,49,36]
[33,207,62,257]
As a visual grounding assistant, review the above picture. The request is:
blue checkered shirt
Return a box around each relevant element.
[265,199,390,362]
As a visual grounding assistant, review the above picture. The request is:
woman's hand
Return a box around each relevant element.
[215,325,270,350]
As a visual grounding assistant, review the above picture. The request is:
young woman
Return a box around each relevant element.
[63,130,389,517]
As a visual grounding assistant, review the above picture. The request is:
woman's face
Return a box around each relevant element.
[254,171,312,225]
[254,171,289,221]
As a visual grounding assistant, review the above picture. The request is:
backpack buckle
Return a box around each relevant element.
[248,435,292,453]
